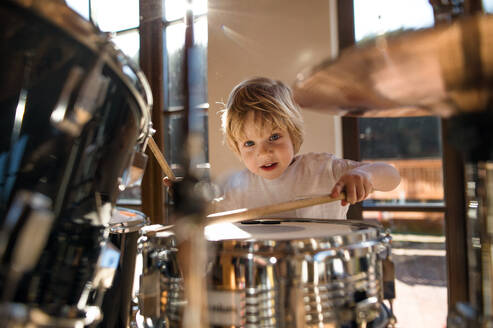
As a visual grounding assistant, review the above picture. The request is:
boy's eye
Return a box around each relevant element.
[269,133,280,141]
[243,140,254,147]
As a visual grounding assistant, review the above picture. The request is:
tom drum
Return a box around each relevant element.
[204,219,394,328]
[0,0,152,326]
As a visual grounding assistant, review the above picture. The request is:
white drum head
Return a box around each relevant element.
[205,218,380,242]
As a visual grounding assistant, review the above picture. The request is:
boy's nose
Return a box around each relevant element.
[258,142,272,155]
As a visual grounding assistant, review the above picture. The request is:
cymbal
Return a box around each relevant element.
[292,14,493,118]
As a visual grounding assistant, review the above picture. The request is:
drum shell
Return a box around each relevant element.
[99,208,148,328]
[205,219,391,328]
[0,0,149,217]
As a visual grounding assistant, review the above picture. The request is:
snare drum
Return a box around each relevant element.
[0,0,152,326]
[204,219,393,328]
[135,225,186,327]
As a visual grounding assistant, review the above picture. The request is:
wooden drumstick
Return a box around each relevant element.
[206,192,347,225]
[147,136,176,181]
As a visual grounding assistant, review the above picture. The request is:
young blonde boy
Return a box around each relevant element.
[213,77,400,220]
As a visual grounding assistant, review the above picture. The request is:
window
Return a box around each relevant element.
[66,0,209,213]
[353,0,444,213]
[349,0,448,326]
[360,117,444,211]
[66,0,140,62]
[163,5,209,180]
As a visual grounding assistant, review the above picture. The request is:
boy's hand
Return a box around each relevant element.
[330,169,374,206]
[162,176,173,188]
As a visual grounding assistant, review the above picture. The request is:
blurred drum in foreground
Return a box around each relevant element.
[204,219,394,328]
[0,0,152,326]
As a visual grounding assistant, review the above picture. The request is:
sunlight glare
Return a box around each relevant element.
[112,31,140,63]
[220,25,259,54]
[483,0,493,12]
[204,222,252,241]
[65,0,89,20]
[354,0,434,42]
[165,0,208,21]
[91,0,139,31]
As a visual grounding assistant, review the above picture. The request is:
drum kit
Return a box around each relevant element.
[0,0,153,326]
[293,11,493,328]
[1,0,490,327]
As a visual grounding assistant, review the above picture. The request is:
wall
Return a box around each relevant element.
[207,0,342,183]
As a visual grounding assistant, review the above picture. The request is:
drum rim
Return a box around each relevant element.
[206,218,388,252]
[5,0,152,142]
[109,207,148,233]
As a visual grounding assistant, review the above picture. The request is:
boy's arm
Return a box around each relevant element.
[352,162,401,192]
[330,162,401,205]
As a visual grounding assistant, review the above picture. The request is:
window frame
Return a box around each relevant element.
[140,0,209,225]
[337,0,469,312]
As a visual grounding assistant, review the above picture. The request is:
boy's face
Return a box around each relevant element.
[237,112,294,180]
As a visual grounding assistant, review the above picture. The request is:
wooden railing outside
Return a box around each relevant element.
[369,158,444,202]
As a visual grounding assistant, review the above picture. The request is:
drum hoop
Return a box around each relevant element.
[7,0,152,142]
[207,218,388,252]
[142,225,177,247]
[110,220,147,234]
[140,224,175,234]
[110,208,148,233]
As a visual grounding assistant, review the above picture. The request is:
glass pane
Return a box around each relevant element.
[360,117,441,159]
[190,108,209,166]
[360,117,444,206]
[164,113,186,177]
[192,0,208,17]
[92,0,139,32]
[117,186,141,205]
[164,14,209,184]
[165,0,185,21]
[166,22,186,108]
[354,0,444,207]
[354,0,434,41]
[364,211,447,327]
[163,110,209,179]
[166,17,207,108]
[65,0,90,20]
[484,0,493,13]
[354,2,447,326]
[112,30,140,64]
[191,17,208,107]
[164,0,208,21]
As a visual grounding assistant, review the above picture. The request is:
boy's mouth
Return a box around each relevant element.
[261,162,278,171]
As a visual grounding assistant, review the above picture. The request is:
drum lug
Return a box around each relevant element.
[387,299,398,328]
[355,296,379,327]
[382,257,396,301]
[139,270,161,319]
[50,54,110,137]
[77,241,120,309]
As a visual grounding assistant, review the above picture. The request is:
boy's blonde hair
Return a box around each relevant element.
[221,77,304,156]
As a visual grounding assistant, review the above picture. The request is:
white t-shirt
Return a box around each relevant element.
[213,152,363,220]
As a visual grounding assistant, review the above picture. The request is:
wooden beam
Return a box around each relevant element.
[441,118,469,311]
[337,0,362,220]
[140,0,165,224]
